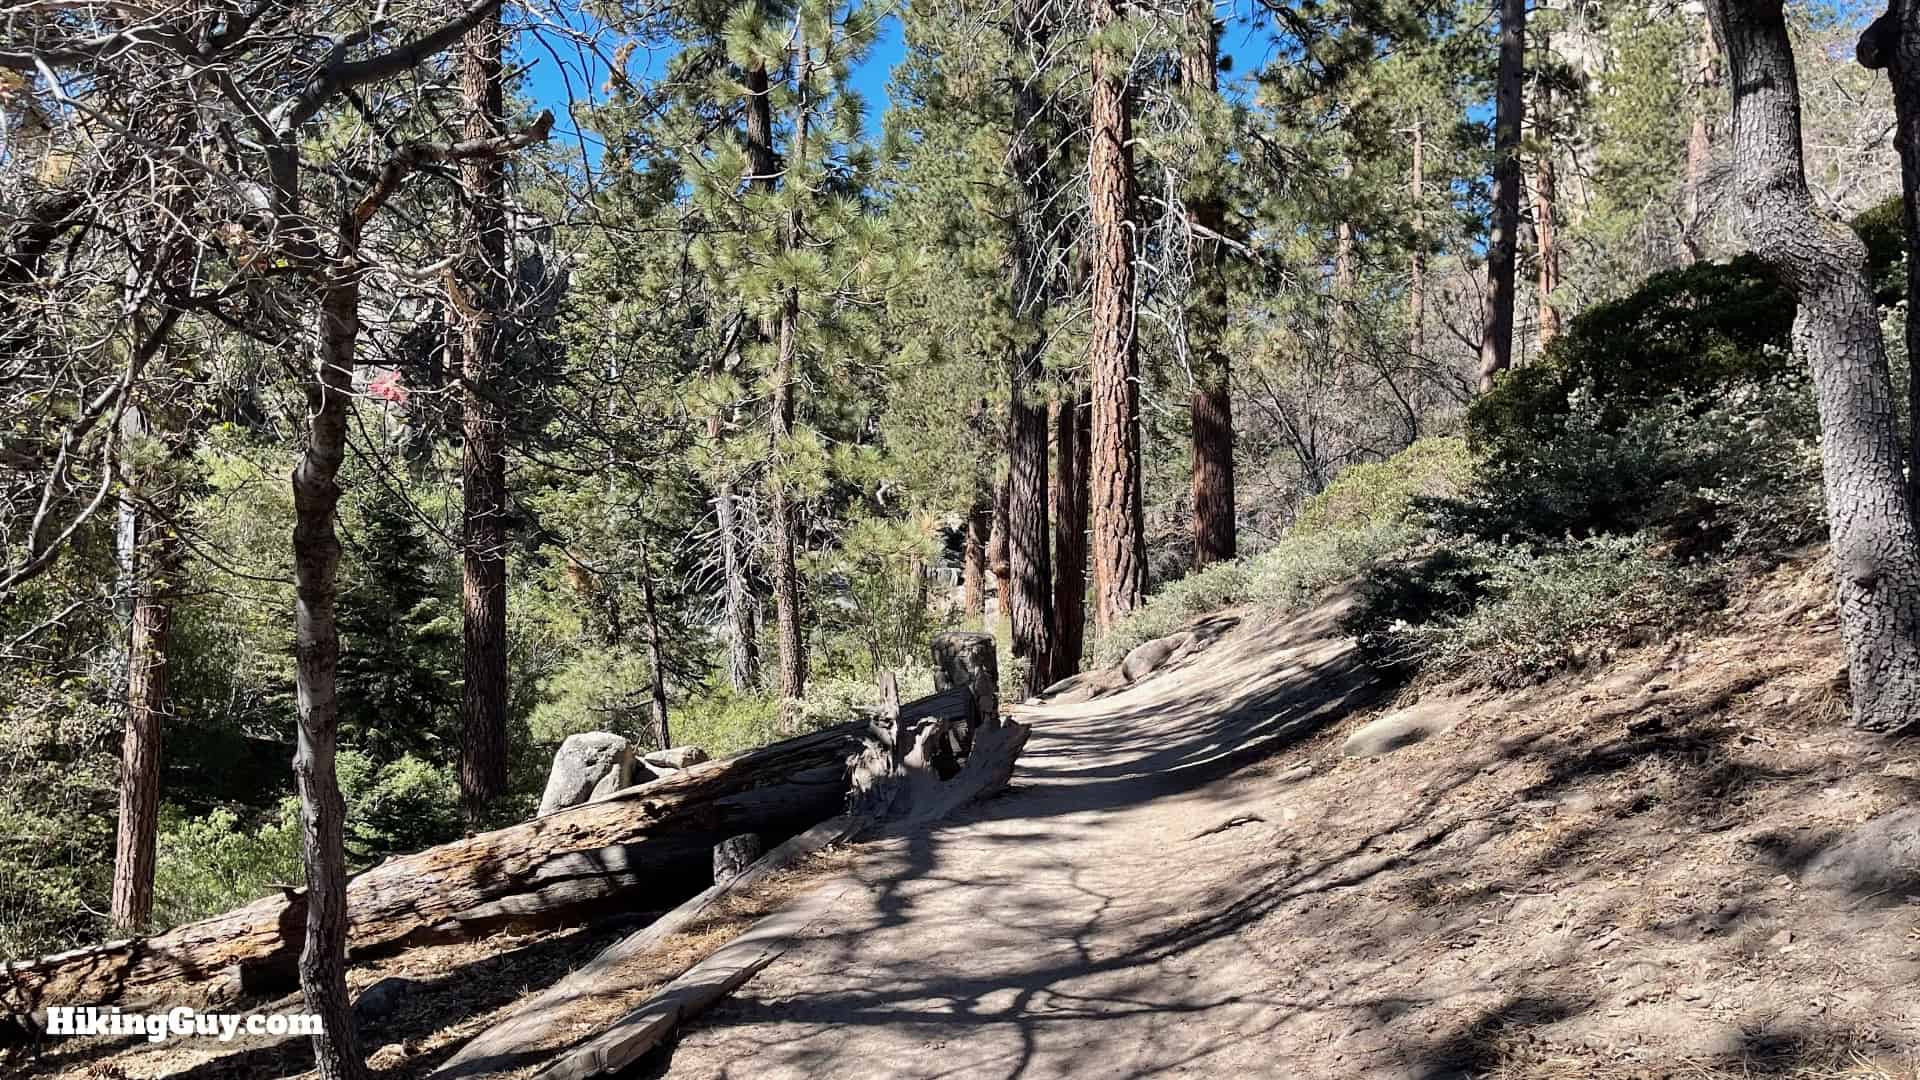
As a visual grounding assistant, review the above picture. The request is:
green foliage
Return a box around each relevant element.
[810,515,951,678]
[151,751,460,929]
[1351,535,1721,688]
[152,805,303,929]
[337,483,460,761]
[1292,437,1471,537]
[1469,256,1796,452]
[0,709,118,956]
[1854,194,1907,304]
[1094,523,1417,667]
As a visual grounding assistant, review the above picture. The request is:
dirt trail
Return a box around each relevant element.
[656,566,1920,1080]
[655,594,1387,1079]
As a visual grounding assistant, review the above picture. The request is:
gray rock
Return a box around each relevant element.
[537,733,633,816]
[1803,808,1920,900]
[352,975,424,1023]
[643,745,710,772]
[1121,632,1191,684]
[1341,703,1455,758]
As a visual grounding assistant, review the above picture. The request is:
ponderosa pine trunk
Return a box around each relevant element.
[1184,0,1234,571]
[1007,0,1056,695]
[769,49,810,709]
[963,488,990,619]
[1714,0,1920,734]
[110,490,179,934]
[458,7,509,821]
[988,475,1012,619]
[1409,119,1428,366]
[1089,0,1145,632]
[1478,0,1527,393]
[1533,44,1562,347]
[1052,388,1090,681]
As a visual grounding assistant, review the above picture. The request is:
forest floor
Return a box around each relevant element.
[29,551,1920,1079]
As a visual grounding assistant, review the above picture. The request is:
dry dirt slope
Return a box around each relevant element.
[648,555,1920,1080]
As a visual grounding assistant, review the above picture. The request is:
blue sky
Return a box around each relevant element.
[520,3,1280,151]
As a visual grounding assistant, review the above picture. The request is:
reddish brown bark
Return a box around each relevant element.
[110,507,179,933]
[1006,0,1056,695]
[1089,0,1145,631]
[963,489,990,619]
[988,475,1012,619]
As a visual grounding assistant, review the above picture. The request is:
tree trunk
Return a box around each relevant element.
[1478,0,1527,393]
[1005,372,1053,692]
[1005,0,1057,695]
[290,244,370,1080]
[1534,45,1562,347]
[963,487,990,619]
[1866,2,1920,508]
[1409,119,1428,367]
[764,48,810,707]
[770,296,806,708]
[1184,0,1234,571]
[110,492,179,934]
[988,474,1012,619]
[1,724,864,1019]
[638,529,670,751]
[458,6,510,823]
[1684,19,1718,264]
[713,474,759,691]
[1713,0,1920,735]
[1051,389,1090,681]
[714,58,783,696]
[1089,0,1145,632]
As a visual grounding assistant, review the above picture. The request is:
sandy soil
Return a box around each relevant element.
[651,557,1920,1079]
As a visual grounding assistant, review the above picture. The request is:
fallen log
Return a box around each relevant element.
[432,815,864,1079]
[0,723,863,1018]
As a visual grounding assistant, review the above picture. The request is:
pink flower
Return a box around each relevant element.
[368,369,409,406]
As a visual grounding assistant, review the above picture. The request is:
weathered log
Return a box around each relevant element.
[0,723,863,1018]
[526,714,1028,1079]
[432,815,862,1079]
[932,630,998,725]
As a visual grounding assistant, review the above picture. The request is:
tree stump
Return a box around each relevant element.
[851,636,1018,824]
[932,630,999,743]
[712,834,763,884]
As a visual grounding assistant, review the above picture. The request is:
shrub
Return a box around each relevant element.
[152,804,304,929]
[1470,255,1796,454]
[1352,535,1721,688]
[1292,437,1471,537]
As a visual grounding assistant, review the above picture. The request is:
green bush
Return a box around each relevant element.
[1437,372,1822,549]
[1093,522,1415,666]
[153,805,304,929]
[1292,437,1471,538]
[1469,255,1796,454]
[1351,535,1721,688]
[150,751,460,930]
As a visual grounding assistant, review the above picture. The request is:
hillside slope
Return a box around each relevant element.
[655,554,1920,1079]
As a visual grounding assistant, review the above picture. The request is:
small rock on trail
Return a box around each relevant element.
[1341,701,1455,758]
[1802,808,1920,901]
